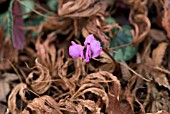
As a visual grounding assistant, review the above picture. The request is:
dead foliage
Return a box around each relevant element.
[0,0,170,114]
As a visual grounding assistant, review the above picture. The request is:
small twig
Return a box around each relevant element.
[153,66,170,75]
[17,0,57,18]
[119,62,151,82]
[33,79,116,83]
[8,60,23,83]
[102,48,116,63]
[19,68,27,80]
[109,43,132,49]
[141,39,153,61]
[26,88,56,109]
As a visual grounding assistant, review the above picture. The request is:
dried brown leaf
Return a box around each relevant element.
[120,61,131,81]
[70,58,86,82]
[81,71,120,96]
[74,87,109,110]
[150,87,170,113]
[162,0,170,39]
[124,87,135,113]
[108,93,122,114]
[22,95,62,114]
[0,103,7,114]
[149,29,167,42]
[36,32,57,71]
[58,0,108,17]
[26,59,51,94]
[95,51,116,73]
[76,99,101,113]
[8,83,28,114]
[43,16,72,35]
[147,110,169,114]
[120,100,134,114]
[0,79,10,102]
[71,71,121,113]
[130,14,151,46]
[152,42,168,66]
[0,73,18,102]
[152,71,170,91]
[59,98,84,113]
[82,17,110,46]
[128,0,151,46]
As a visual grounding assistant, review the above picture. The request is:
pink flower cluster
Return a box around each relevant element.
[69,34,102,62]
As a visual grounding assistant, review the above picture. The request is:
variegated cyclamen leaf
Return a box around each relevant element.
[8,0,25,49]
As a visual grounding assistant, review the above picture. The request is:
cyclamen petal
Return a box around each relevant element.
[69,41,84,58]
[84,34,95,45]
[85,45,91,62]
[90,40,102,58]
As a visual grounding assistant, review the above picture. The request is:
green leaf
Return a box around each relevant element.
[0,13,6,27]
[21,0,35,19]
[47,0,58,11]
[110,25,137,61]
[106,17,117,24]
[0,13,9,36]
[106,17,119,33]
[7,0,14,43]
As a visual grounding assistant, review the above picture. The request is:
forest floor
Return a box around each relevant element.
[0,0,170,114]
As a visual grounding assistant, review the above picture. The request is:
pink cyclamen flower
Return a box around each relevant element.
[69,34,102,62]
[69,41,84,58]
[85,34,102,59]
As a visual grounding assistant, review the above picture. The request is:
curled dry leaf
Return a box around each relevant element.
[81,15,121,46]
[73,87,109,111]
[0,103,7,114]
[76,99,101,113]
[18,38,37,68]
[69,58,86,82]
[43,16,73,35]
[151,71,170,91]
[122,87,135,114]
[108,93,122,114]
[22,95,62,114]
[0,73,19,102]
[149,86,170,113]
[56,49,76,94]
[56,49,85,95]
[130,13,151,46]
[36,32,57,71]
[146,110,169,114]
[0,79,10,102]
[149,29,167,42]
[151,42,170,90]
[8,83,28,114]
[120,61,131,81]
[58,0,108,17]
[82,17,110,46]
[58,98,84,113]
[95,50,116,73]
[152,42,168,66]
[71,71,121,113]
[58,58,76,94]
[83,71,121,97]
[26,59,51,94]
[128,0,151,46]
[56,48,73,93]
[162,0,170,39]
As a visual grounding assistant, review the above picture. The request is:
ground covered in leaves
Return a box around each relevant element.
[0,0,170,114]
